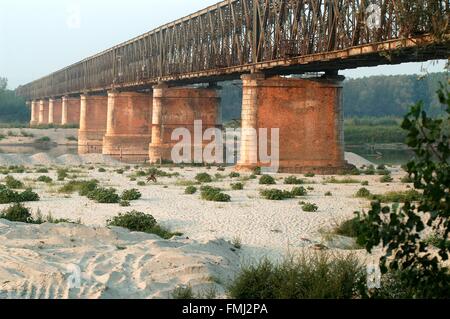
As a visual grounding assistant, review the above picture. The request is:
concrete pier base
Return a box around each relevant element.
[236,74,346,174]
[30,100,40,126]
[102,92,153,161]
[38,100,49,125]
[78,95,108,154]
[148,84,220,164]
[62,97,81,126]
[48,98,62,125]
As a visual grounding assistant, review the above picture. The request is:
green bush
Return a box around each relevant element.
[259,175,276,185]
[98,168,106,173]
[0,187,39,204]
[57,169,69,181]
[37,176,53,184]
[119,200,131,207]
[0,203,32,223]
[107,211,180,239]
[58,180,98,194]
[380,175,394,183]
[356,188,371,198]
[4,176,24,189]
[229,172,240,178]
[0,188,20,204]
[231,183,244,191]
[253,167,262,175]
[284,176,305,185]
[325,191,333,196]
[79,180,99,196]
[370,190,421,203]
[185,186,198,195]
[121,189,142,201]
[291,187,307,197]
[301,202,318,212]
[260,189,294,201]
[36,168,49,173]
[87,188,120,204]
[228,254,366,299]
[401,175,413,183]
[137,181,146,186]
[304,173,315,178]
[172,286,195,299]
[334,218,364,242]
[201,186,231,202]
[19,189,40,202]
[324,177,360,184]
[195,173,213,183]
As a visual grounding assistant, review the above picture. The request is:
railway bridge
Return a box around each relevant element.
[16,0,450,173]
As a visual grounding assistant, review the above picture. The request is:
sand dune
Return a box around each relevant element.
[0,220,239,299]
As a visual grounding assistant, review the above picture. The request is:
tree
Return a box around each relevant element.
[0,77,7,91]
[358,83,450,298]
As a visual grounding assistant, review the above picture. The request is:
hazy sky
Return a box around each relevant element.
[0,0,447,89]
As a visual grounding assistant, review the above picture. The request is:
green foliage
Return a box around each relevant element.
[120,189,142,201]
[107,211,180,239]
[137,181,146,187]
[259,175,276,185]
[0,203,32,223]
[36,168,49,173]
[370,190,421,203]
[228,254,366,299]
[357,85,450,298]
[324,177,360,184]
[231,183,244,191]
[87,187,120,204]
[0,187,39,204]
[401,175,414,183]
[4,176,24,189]
[57,168,69,181]
[19,189,40,202]
[229,172,240,178]
[37,176,53,184]
[172,286,195,299]
[334,218,365,245]
[379,175,394,183]
[284,176,305,185]
[98,168,106,173]
[195,173,213,183]
[304,173,315,178]
[253,167,262,175]
[291,187,308,197]
[200,186,231,202]
[0,78,29,123]
[185,186,198,195]
[119,200,131,207]
[356,188,371,198]
[260,189,294,201]
[325,191,333,197]
[34,136,51,144]
[301,202,318,212]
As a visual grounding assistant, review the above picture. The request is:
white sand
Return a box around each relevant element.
[0,219,239,299]
[0,151,407,299]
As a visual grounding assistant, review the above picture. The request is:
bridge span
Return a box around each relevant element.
[16,0,450,173]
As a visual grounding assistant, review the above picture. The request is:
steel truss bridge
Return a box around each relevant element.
[16,0,450,100]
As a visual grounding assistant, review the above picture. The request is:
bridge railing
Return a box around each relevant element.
[16,0,449,100]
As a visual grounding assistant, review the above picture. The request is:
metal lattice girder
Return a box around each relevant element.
[16,0,450,100]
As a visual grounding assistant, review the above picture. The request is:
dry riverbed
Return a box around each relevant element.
[0,151,413,298]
